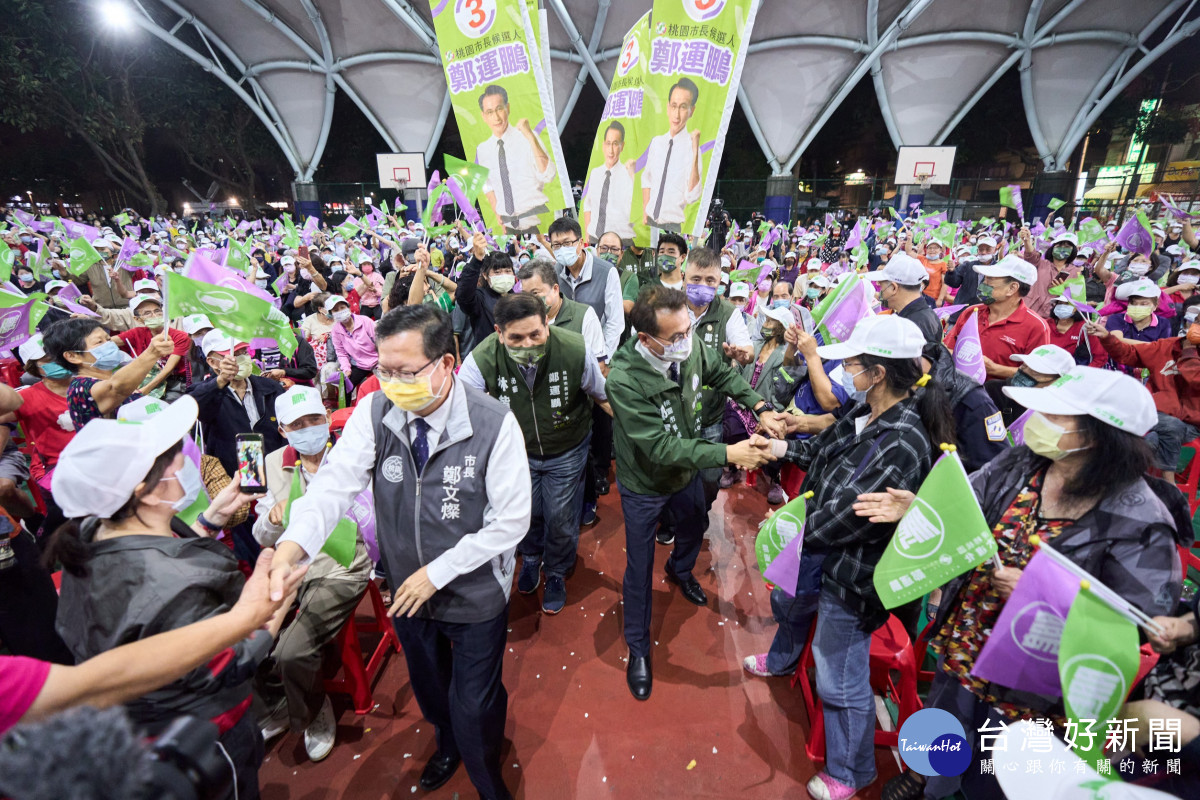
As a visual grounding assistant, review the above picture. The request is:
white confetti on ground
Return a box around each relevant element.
[584,713,589,718]
[712,747,718,754]
[354,755,361,760]
[602,777,607,783]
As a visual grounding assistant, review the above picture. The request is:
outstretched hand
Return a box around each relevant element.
[852,487,914,523]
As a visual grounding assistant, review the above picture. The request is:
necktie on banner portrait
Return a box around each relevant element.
[636,0,759,238]
[428,0,572,235]
[873,448,998,609]
[579,12,652,248]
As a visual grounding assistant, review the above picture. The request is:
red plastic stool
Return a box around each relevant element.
[793,613,922,764]
[323,581,402,715]
[1176,439,1200,515]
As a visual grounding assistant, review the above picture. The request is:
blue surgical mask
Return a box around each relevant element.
[770,299,790,309]
[87,340,125,371]
[286,424,330,456]
[841,366,868,402]
[41,361,72,380]
[554,246,578,268]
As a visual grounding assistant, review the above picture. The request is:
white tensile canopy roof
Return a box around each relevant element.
[126,0,1200,182]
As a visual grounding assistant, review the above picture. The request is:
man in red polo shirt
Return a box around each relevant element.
[944,254,1050,379]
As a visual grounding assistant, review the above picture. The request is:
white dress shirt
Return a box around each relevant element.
[559,252,624,358]
[280,380,531,591]
[476,125,556,225]
[643,128,703,226]
[230,380,258,427]
[556,303,607,362]
[583,162,635,241]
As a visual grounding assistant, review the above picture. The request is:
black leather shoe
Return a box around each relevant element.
[595,475,610,496]
[419,753,461,791]
[665,572,708,606]
[626,656,652,700]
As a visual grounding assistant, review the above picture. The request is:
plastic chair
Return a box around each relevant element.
[1175,439,1200,515]
[322,581,402,715]
[792,613,922,764]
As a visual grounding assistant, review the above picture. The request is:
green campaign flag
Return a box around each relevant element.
[1048,272,1086,299]
[873,450,998,608]
[225,239,252,275]
[977,216,994,229]
[578,12,651,247]
[445,153,489,202]
[429,0,572,235]
[757,220,772,234]
[1046,198,1066,212]
[998,185,1018,210]
[65,236,103,276]
[887,206,899,220]
[728,266,756,283]
[129,252,154,268]
[335,217,361,239]
[755,493,808,574]
[1078,217,1106,244]
[932,221,957,249]
[282,467,356,568]
[164,271,298,356]
[0,240,16,283]
[114,212,132,227]
[379,198,389,217]
[636,0,759,238]
[810,271,858,328]
[1058,588,1140,771]
[852,241,869,268]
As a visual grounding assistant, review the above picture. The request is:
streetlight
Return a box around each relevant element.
[98,0,133,29]
[228,197,239,206]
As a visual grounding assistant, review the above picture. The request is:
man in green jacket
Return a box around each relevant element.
[607,286,778,700]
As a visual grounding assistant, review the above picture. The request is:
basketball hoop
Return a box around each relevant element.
[393,179,408,194]
[917,173,932,191]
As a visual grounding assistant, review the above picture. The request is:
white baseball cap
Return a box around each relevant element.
[974,254,1038,286]
[179,314,213,335]
[117,396,174,423]
[816,314,925,361]
[976,235,998,248]
[276,385,327,426]
[92,238,114,251]
[784,251,797,261]
[280,255,296,266]
[729,281,750,299]
[18,333,45,362]
[356,254,374,265]
[1010,344,1075,377]
[133,279,159,294]
[44,280,68,293]
[129,294,162,314]
[1166,244,1185,257]
[762,306,796,326]
[1003,365,1157,436]
[1115,278,1162,301]
[861,252,927,285]
[52,395,199,519]
[805,258,822,272]
[325,295,351,313]
[201,330,245,356]
[810,275,832,289]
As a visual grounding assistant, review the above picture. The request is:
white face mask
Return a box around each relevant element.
[333,309,351,323]
[1053,304,1075,319]
[1179,273,1200,286]
[648,333,693,363]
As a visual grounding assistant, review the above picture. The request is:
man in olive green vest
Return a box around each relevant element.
[607,286,777,700]
[516,258,608,363]
[459,293,609,615]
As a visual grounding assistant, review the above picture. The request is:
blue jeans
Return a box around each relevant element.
[813,588,876,789]
[618,473,709,658]
[765,552,826,675]
[1145,412,1200,471]
[517,434,591,578]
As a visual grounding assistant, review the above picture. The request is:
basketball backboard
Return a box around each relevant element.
[894,146,956,187]
[376,153,427,191]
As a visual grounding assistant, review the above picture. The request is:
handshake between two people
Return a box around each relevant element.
[724,409,796,471]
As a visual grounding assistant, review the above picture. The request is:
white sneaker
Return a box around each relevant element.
[260,709,290,743]
[304,697,336,762]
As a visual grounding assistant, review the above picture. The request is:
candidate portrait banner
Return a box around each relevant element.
[638,0,759,238]
[429,0,572,235]
[579,12,652,248]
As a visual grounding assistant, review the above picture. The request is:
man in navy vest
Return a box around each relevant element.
[270,305,531,800]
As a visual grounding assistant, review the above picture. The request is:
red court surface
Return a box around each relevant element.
[260,480,903,799]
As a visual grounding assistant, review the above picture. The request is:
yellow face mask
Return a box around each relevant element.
[380,366,447,412]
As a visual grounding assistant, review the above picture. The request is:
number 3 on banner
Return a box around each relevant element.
[454,0,494,38]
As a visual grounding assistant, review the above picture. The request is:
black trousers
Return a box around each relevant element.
[0,529,73,663]
[583,405,613,505]
[392,606,512,800]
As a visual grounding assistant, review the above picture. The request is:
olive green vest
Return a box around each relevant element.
[470,326,593,458]
[692,296,737,427]
[550,296,587,336]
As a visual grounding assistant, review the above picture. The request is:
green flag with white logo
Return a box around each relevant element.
[873,450,998,608]
[1046,198,1066,212]
[0,240,16,283]
[1058,588,1140,772]
[163,271,298,356]
[66,236,103,276]
[225,239,252,276]
[754,492,807,575]
[282,466,356,568]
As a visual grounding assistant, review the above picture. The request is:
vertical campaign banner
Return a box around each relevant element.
[639,0,758,238]
[429,0,572,235]
[579,13,652,248]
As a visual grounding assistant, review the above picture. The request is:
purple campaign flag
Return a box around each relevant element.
[346,489,379,562]
[761,227,781,251]
[821,278,873,342]
[824,212,836,228]
[56,282,83,304]
[183,250,280,309]
[842,220,865,251]
[1062,287,1096,316]
[60,218,101,242]
[934,303,967,320]
[972,550,1080,696]
[762,522,803,595]
[953,309,987,384]
[0,295,45,351]
[1115,210,1154,257]
[11,209,34,228]
[53,296,99,318]
[1007,408,1033,446]
[1160,193,1200,222]
[115,237,140,272]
